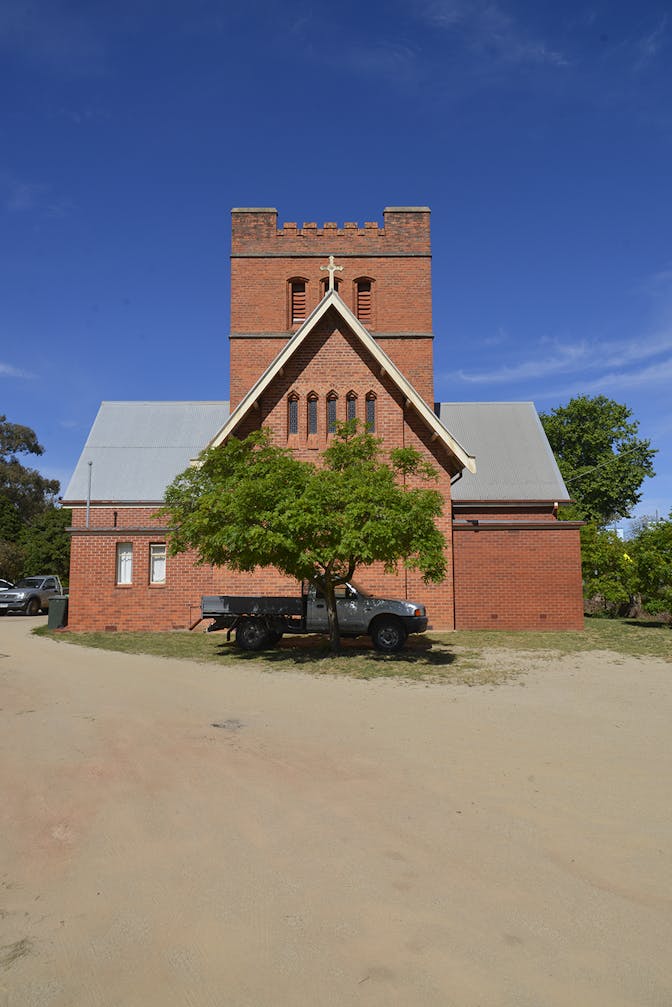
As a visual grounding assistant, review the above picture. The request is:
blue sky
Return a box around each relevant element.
[1,0,671,524]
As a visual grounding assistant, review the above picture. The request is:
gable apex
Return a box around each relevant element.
[208,290,476,475]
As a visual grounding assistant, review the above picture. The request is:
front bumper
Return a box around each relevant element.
[400,615,429,635]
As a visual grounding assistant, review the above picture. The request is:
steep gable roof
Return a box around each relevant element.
[208,290,476,474]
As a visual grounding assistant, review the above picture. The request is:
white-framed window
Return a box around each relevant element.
[149,543,167,584]
[116,542,133,585]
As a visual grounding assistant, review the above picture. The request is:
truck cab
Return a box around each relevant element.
[0,576,63,616]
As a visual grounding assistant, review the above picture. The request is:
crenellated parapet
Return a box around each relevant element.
[231,207,431,255]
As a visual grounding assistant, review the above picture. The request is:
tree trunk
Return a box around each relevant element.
[324,578,341,655]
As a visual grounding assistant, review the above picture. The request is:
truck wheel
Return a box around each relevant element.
[371,617,407,653]
[25,597,40,617]
[236,618,271,651]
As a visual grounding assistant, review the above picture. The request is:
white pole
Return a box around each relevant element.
[86,461,93,528]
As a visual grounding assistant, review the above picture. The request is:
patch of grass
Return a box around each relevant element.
[34,626,516,685]
[440,616,672,663]
[34,616,671,684]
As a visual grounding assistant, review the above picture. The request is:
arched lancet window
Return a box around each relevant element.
[326,390,338,434]
[307,392,319,436]
[346,391,357,422]
[354,278,374,327]
[288,393,299,436]
[365,392,376,432]
[288,278,308,326]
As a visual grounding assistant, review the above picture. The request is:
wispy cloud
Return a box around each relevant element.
[419,0,568,68]
[0,361,34,379]
[455,331,672,387]
[0,171,73,219]
[635,14,667,70]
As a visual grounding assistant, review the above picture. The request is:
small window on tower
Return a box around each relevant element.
[327,391,338,434]
[346,391,357,422]
[288,393,299,436]
[355,278,373,326]
[365,392,376,432]
[307,393,318,435]
[290,279,307,325]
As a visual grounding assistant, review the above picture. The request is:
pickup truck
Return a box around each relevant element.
[201,582,428,653]
[0,576,64,616]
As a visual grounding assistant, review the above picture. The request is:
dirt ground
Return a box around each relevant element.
[1,617,670,1007]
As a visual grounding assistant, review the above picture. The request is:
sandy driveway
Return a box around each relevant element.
[1,617,670,1006]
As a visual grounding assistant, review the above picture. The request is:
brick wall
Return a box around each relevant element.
[453,523,584,630]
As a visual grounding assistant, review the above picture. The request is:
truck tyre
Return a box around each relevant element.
[25,597,40,617]
[371,617,407,653]
[236,618,271,651]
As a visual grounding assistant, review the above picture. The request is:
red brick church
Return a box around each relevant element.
[63,207,584,632]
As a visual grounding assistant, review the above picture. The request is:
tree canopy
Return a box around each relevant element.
[161,422,447,651]
[539,395,656,526]
[0,415,69,582]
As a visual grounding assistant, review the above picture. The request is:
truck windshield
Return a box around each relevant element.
[15,578,43,588]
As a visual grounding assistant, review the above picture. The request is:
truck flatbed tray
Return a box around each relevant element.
[201,595,304,618]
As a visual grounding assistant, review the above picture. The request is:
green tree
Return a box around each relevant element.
[0,539,25,583]
[161,422,447,653]
[0,415,66,581]
[630,513,672,617]
[540,396,656,526]
[579,523,637,613]
[0,416,60,531]
[20,505,71,583]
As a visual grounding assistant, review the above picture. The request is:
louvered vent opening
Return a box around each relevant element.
[291,282,307,323]
[356,281,372,324]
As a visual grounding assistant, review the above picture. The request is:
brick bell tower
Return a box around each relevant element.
[228,207,435,408]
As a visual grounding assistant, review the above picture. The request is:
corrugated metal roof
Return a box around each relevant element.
[63,401,230,502]
[63,399,567,505]
[436,402,569,501]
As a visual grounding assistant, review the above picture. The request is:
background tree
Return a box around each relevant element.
[161,422,447,652]
[629,513,672,617]
[0,415,69,582]
[579,523,637,614]
[539,395,656,526]
[19,506,71,582]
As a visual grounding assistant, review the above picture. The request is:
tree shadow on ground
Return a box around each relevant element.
[213,634,457,667]
[623,620,671,630]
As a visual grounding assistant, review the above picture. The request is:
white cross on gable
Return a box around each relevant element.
[320,254,344,291]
